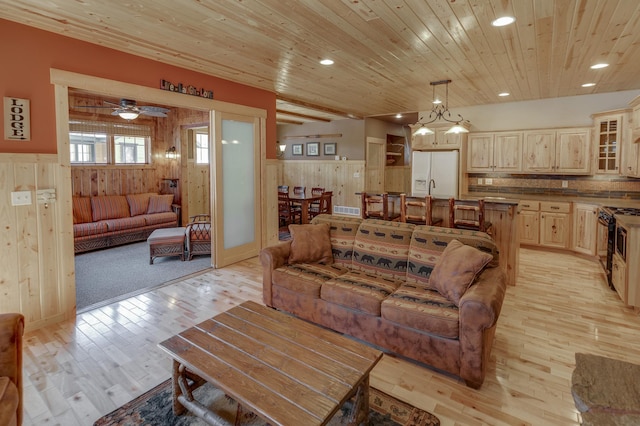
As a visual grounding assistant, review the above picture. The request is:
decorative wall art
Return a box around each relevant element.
[324,143,336,156]
[307,142,319,156]
[292,144,303,156]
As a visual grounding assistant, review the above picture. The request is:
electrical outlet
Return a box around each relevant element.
[11,191,32,206]
[477,178,483,185]
[485,178,493,185]
[353,172,360,178]
[562,180,568,188]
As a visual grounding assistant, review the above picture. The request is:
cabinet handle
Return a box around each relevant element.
[550,206,560,210]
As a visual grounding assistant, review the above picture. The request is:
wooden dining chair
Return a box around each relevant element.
[361,192,400,221]
[278,193,301,226]
[448,198,493,235]
[400,194,442,226]
[309,187,325,212]
[308,191,332,219]
[293,186,306,196]
[278,185,289,195]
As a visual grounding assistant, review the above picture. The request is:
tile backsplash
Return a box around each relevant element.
[468,173,640,200]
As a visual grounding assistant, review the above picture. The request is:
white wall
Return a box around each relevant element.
[426,90,640,132]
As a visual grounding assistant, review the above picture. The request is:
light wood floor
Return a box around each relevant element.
[21,247,640,425]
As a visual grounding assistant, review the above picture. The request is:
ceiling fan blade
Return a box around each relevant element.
[139,106,170,113]
[140,110,168,118]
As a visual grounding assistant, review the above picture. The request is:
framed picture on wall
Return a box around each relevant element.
[324,143,336,156]
[307,142,319,156]
[292,144,303,156]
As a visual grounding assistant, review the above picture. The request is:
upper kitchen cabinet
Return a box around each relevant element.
[592,110,628,175]
[522,128,590,174]
[410,123,467,150]
[467,132,522,172]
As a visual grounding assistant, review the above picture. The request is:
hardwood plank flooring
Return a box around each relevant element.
[21,248,640,425]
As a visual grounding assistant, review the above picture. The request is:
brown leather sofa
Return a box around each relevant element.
[260,214,507,388]
[0,313,24,426]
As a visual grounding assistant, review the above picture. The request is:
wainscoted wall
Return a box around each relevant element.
[0,154,75,331]
[467,174,640,200]
[277,159,366,210]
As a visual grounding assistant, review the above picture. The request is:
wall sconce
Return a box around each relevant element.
[165,146,177,159]
[277,142,286,159]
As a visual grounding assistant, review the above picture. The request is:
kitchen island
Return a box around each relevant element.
[359,192,519,286]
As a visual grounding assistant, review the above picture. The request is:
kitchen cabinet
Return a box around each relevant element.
[572,203,598,256]
[592,111,627,174]
[522,128,590,174]
[467,132,522,172]
[518,200,540,245]
[611,252,627,304]
[520,201,571,249]
[411,123,466,150]
[615,217,640,308]
[539,202,572,249]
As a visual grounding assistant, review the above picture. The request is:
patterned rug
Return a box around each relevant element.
[94,379,439,426]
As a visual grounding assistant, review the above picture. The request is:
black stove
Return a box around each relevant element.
[602,206,640,217]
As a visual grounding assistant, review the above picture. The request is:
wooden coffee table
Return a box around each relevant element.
[158,301,382,425]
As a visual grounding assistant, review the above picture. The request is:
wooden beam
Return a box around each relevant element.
[276,109,332,122]
[276,118,304,125]
[282,133,342,140]
[276,95,362,120]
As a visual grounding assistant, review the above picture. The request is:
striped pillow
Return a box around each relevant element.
[126,193,154,216]
[147,194,174,214]
[72,196,92,224]
[91,195,131,221]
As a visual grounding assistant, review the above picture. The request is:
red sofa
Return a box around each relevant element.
[73,193,178,253]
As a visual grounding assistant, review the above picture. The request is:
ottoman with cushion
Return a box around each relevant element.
[147,227,186,264]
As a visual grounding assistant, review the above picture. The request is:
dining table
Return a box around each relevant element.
[288,193,327,224]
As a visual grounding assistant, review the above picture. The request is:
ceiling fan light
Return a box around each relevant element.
[118,110,139,120]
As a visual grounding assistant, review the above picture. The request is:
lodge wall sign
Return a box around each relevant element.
[4,97,31,141]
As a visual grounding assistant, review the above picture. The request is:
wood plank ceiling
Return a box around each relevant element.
[2,0,640,125]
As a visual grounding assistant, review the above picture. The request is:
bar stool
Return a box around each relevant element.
[400,194,442,226]
[448,198,493,235]
[361,192,400,221]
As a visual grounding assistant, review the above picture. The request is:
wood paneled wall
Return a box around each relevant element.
[278,159,366,210]
[0,154,75,330]
[71,167,162,196]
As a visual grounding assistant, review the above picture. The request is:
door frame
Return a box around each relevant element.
[51,69,266,314]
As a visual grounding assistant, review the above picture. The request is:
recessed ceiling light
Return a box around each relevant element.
[582,83,596,87]
[492,16,515,27]
[590,63,609,69]
[395,114,402,118]
[498,92,510,97]
[319,59,334,65]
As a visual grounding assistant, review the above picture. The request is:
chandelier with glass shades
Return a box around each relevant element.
[412,79,469,135]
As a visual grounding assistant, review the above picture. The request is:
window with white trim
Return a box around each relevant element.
[69,120,151,164]
[195,131,209,164]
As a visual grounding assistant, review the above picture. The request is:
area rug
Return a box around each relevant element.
[75,241,212,311]
[94,379,439,426]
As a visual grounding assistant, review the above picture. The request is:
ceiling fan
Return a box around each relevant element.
[76,98,170,120]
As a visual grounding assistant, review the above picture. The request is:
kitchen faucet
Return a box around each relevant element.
[428,179,436,195]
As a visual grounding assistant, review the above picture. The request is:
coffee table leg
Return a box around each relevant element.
[348,376,370,426]
[171,360,186,415]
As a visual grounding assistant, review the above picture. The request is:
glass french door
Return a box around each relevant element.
[211,111,262,267]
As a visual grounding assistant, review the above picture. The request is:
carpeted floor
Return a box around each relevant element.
[75,241,212,311]
[94,378,440,426]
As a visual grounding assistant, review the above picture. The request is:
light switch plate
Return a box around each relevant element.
[562,180,568,188]
[485,178,493,185]
[11,190,32,206]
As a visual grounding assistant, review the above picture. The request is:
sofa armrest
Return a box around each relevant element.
[458,266,507,388]
[0,313,24,425]
[259,241,292,307]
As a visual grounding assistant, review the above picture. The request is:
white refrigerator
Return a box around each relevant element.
[411,150,459,198]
